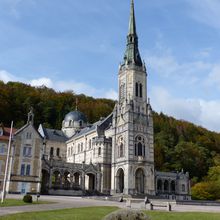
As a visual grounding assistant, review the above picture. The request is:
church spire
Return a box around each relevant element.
[128,0,136,36]
[123,0,142,67]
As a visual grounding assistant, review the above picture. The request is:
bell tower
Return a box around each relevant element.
[111,0,155,196]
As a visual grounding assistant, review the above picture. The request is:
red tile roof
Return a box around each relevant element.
[0,127,17,141]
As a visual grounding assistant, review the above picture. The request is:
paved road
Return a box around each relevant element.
[0,194,220,217]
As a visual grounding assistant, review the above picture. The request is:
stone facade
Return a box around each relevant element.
[9,110,43,194]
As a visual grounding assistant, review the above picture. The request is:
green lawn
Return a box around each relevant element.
[146,211,220,220]
[0,199,52,207]
[0,207,220,220]
[0,206,119,220]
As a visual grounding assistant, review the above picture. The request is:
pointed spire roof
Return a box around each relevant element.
[123,0,142,67]
[128,0,136,36]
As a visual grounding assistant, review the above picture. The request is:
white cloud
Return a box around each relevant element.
[104,89,118,100]
[147,52,211,86]
[0,69,117,99]
[187,0,220,29]
[0,70,16,82]
[151,86,220,132]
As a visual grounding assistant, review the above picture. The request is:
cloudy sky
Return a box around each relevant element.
[1,0,220,132]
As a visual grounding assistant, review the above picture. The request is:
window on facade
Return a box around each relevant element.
[182,184,186,192]
[135,136,145,157]
[89,140,92,149]
[26,164,31,176]
[135,82,139,97]
[81,143,83,152]
[50,147,54,156]
[139,84,143,98]
[0,144,5,154]
[26,132,32,139]
[98,147,101,156]
[78,144,80,153]
[23,146,32,157]
[0,160,3,174]
[20,164,25,176]
[68,148,70,157]
[79,121,82,127]
[56,148,60,157]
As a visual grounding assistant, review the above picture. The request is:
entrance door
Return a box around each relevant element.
[116,168,124,193]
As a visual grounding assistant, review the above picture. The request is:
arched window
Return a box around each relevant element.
[139,84,143,98]
[79,120,82,127]
[138,142,142,156]
[50,147,54,156]
[56,148,60,157]
[69,120,72,127]
[182,184,186,192]
[89,140,92,149]
[98,147,101,156]
[135,136,145,157]
[135,83,139,97]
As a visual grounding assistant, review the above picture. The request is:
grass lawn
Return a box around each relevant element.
[146,211,220,220]
[0,199,53,207]
[1,207,220,220]
[0,206,119,220]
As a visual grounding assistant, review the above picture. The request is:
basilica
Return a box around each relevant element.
[0,0,190,200]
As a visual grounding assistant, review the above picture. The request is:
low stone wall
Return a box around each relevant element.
[49,189,83,196]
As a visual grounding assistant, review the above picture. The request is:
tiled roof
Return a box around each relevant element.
[0,126,17,141]
[43,128,67,142]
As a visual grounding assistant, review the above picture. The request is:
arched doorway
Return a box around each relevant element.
[157,179,162,192]
[171,180,176,193]
[116,168,124,193]
[87,173,95,191]
[52,171,61,189]
[135,168,145,194]
[164,180,169,192]
[41,169,50,194]
[63,171,71,190]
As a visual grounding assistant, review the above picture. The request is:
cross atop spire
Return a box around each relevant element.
[123,0,143,67]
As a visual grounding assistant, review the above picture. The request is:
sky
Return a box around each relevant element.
[1,0,220,132]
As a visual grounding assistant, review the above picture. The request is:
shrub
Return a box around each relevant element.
[23,194,33,203]
[102,209,150,220]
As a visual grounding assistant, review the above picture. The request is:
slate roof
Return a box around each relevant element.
[73,120,103,139]
[43,128,67,142]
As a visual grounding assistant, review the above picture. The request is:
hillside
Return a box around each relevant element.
[1,81,220,185]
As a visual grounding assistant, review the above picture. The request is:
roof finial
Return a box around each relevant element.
[27,107,34,125]
[75,97,78,111]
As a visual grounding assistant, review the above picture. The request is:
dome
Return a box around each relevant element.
[64,110,87,123]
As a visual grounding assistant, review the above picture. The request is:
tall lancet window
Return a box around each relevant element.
[135,83,139,97]
[135,136,145,157]
[139,84,143,98]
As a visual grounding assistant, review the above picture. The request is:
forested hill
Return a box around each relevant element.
[1,81,220,184]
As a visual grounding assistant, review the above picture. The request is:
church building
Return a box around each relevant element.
[1,0,190,200]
